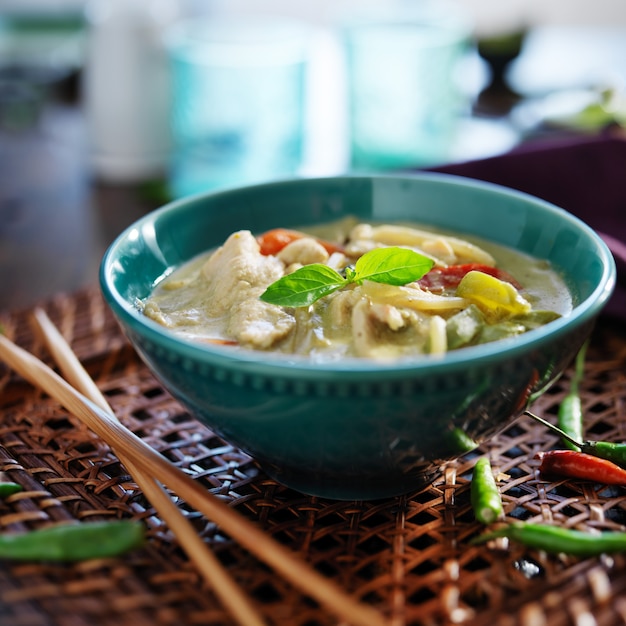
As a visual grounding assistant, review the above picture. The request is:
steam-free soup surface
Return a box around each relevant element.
[142,218,572,361]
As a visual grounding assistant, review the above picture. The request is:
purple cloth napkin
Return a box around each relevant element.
[428,134,626,322]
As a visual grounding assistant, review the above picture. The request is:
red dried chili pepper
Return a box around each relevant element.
[536,449,626,485]
[526,410,626,470]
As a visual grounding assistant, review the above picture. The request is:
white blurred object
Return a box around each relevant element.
[340,0,476,170]
[83,0,181,182]
[508,25,626,97]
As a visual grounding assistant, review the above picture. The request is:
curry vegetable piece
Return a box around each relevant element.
[456,270,531,321]
[445,305,484,349]
[418,264,522,291]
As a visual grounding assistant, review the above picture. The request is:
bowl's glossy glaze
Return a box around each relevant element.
[100,174,616,499]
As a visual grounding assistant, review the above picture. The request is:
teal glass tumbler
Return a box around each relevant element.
[166,16,309,199]
[343,2,473,171]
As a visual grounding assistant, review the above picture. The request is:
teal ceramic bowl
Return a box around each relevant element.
[100,174,616,500]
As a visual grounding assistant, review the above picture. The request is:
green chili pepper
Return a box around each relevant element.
[472,522,626,557]
[525,411,626,469]
[0,520,145,562]
[471,457,504,524]
[445,427,478,454]
[0,482,23,498]
[558,396,583,450]
[557,341,588,450]
[581,440,626,468]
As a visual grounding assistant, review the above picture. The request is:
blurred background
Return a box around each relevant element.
[1,0,625,311]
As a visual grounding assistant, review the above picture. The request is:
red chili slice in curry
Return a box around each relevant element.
[418,263,522,291]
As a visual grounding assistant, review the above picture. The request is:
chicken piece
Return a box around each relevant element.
[369,303,406,331]
[201,230,284,317]
[419,238,456,266]
[326,251,349,271]
[277,237,329,266]
[349,223,374,241]
[284,263,304,275]
[343,239,381,258]
[227,298,295,349]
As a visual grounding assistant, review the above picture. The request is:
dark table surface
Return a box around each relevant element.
[0,94,163,312]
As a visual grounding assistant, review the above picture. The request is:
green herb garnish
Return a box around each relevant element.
[260,247,435,307]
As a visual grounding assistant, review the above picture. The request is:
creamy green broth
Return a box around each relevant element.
[142,218,572,361]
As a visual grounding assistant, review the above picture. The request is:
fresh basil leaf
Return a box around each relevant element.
[353,247,434,285]
[260,264,346,307]
[260,246,435,307]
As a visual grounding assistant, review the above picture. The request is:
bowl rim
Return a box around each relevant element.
[99,172,617,379]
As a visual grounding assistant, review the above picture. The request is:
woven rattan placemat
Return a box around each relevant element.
[0,287,625,626]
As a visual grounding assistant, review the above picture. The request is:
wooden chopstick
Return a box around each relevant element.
[0,323,389,626]
[30,309,266,626]
[32,308,113,415]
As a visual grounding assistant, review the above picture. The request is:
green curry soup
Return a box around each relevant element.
[142,217,572,361]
